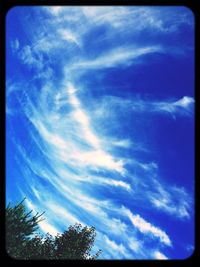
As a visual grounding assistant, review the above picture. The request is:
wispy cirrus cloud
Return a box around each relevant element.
[103,235,132,258]
[121,206,172,246]
[11,38,20,52]
[19,45,44,70]
[12,5,193,83]
[149,180,192,219]
[47,6,193,34]
[72,45,163,70]
[92,95,194,120]
[110,139,133,149]
[153,96,194,116]
[48,6,64,16]
[81,6,193,34]
[58,28,81,47]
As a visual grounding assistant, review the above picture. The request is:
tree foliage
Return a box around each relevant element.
[6,198,44,259]
[6,199,101,259]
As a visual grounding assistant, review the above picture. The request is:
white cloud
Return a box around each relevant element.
[82,6,111,18]
[150,197,190,219]
[67,83,77,95]
[34,67,53,80]
[47,202,84,226]
[68,94,80,107]
[66,83,101,149]
[111,139,132,148]
[58,29,81,46]
[81,6,135,29]
[63,172,131,192]
[39,221,59,236]
[104,235,130,258]
[156,96,194,115]
[128,237,141,253]
[72,109,90,126]
[48,6,64,16]
[108,218,128,236]
[86,175,131,191]
[186,244,194,253]
[82,127,101,148]
[31,119,69,151]
[32,36,58,54]
[92,95,194,120]
[72,149,125,175]
[107,179,131,191]
[153,251,168,259]
[174,96,194,108]
[131,96,195,116]
[6,81,23,116]
[25,198,59,236]
[140,162,158,171]
[25,198,36,211]
[47,176,109,217]
[19,45,43,70]
[73,45,162,70]
[25,81,127,177]
[122,207,172,246]
[149,180,191,219]
[81,6,193,34]
[11,38,20,52]
[31,187,41,200]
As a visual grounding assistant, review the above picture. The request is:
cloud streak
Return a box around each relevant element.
[93,95,194,120]
[121,207,172,246]
[73,46,163,70]
[149,180,192,219]
[153,251,168,259]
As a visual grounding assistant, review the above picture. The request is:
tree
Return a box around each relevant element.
[6,199,101,259]
[6,198,45,259]
[54,224,101,259]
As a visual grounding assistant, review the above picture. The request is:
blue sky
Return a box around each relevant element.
[6,6,194,259]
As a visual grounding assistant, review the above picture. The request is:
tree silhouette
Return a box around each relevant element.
[6,198,101,259]
[6,198,44,258]
[54,224,101,259]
